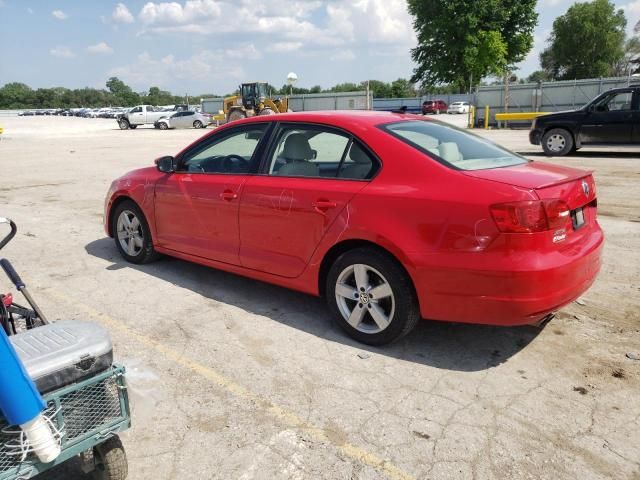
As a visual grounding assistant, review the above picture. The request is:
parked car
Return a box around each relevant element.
[448,101,470,114]
[116,105,168,129]
[530,86,640,156]
[154,111,212,130]
[422,100,447,115]
[104,111,603,345]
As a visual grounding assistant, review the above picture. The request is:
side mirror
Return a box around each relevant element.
[155,155,175,173]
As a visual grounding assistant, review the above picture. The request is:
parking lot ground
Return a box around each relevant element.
[0,116,639,480]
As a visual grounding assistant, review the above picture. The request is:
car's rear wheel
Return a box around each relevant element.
[326,248,420,346]
[542,128,574,156]
[193,120,203,128]
[111,200,159,264]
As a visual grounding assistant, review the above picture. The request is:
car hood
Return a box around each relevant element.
[537,109,586,121]
[463,161,591,190]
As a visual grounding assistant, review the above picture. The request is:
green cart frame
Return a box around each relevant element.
[0,365,131,480]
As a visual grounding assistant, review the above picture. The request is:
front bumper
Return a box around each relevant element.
[530,128,543,145]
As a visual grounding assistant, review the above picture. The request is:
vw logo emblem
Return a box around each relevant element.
[582,180,590,197]
[359,293,370,305]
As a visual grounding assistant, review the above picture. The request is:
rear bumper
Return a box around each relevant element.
[530,128,543,145]
[411,228,604,326]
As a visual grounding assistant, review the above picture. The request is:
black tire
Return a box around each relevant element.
[542,128,574,156]
[193,120,203,128]
[158,122,168,130]
[129,125,137,129]
[227,110,246,123]
[111,200,159,264]
[92,435,128,480]
[326,248,420,346]
[118,119,129,130]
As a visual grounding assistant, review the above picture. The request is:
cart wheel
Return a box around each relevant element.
[92,435,128,480]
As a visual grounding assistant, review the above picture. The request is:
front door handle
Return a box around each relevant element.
[220,190,238,201]
[312,200,337,211]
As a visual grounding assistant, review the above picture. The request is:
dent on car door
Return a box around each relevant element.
[238,124,378,278]
[153,123,270,264]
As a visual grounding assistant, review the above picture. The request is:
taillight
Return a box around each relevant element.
[490,200,570,233]
[544,199,570,229]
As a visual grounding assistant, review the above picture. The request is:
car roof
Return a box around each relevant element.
[231,110,422,128]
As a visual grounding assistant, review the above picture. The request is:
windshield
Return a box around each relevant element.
[256,83,269,98]
[382,120,528,171]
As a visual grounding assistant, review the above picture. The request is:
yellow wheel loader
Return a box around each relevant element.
[224,82,289,123]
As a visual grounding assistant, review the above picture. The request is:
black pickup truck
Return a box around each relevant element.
[530,86,640,156]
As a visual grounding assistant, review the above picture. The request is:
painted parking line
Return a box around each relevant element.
[44,288,416,480]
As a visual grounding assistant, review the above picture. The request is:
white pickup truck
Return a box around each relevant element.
[116,105,170,130]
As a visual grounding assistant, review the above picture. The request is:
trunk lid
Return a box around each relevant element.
[463,162,591,192]
[468,161,598,240]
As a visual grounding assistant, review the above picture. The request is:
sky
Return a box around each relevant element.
[0,0,639,96]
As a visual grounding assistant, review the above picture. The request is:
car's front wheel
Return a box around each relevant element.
[542,128,574,156]
[158,122,168,130]
[193,120,203,128]
[111,200,159,264]
[326,248,420,346]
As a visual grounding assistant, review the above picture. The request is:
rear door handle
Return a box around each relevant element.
[312,200,337,211]
[220,190,238,201]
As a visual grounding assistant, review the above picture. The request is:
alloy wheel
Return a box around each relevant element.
[335,264,395,334]
[116,210,144,257]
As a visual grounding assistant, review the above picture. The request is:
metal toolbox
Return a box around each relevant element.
[9,321,113,394]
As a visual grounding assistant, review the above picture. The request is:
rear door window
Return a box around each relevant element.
[265,125,379,180]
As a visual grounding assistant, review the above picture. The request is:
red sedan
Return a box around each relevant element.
[104,111,603,345]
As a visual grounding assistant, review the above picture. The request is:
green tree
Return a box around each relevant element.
[612,36,640,76]
[541,0,626,80]
[363,80,393,98]
[0,82,35,108]
[408,0,537,90]
[106,77,140,106]
[330,82,360,93]
[390,78,416,98]
[526,70,551,83]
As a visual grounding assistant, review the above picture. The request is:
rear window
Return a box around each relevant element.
[382,120,528,171]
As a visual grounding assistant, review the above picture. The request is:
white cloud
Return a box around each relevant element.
[87,42,114,55]
[113,3,135,23]
[134,0,415,51]
[27,8,34,14]
[224,44,261,60]
[51,10,68,20]
[330,49,355,61]
[266,42,303,53]
[623,0,640,35]
[109,49,245,88]
[139,0,221,25]
[49,46,75,58]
